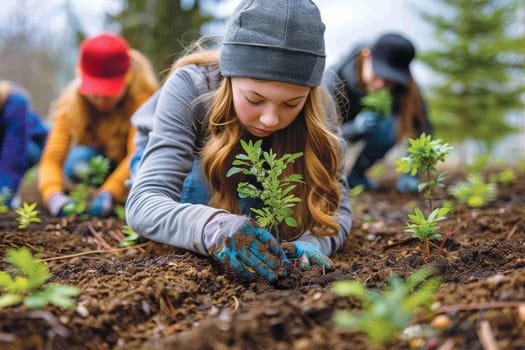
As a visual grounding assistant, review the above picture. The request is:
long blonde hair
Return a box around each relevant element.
[49,49,158,161]
[200,77,342,240]
[165,42,343,239]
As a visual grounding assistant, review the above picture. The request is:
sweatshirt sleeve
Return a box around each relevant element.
[0,94,28,200]
[125,66,223,255]
[38,112,72,204]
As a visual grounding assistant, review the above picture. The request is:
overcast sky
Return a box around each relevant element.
[1,0,441,84]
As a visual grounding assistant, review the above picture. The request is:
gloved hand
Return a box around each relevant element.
[206,214,289,282]
[47,192,76,217]
[281,241,333,270]
[90,191,114,217]
[396,173,420,193]
[341,111,380,140]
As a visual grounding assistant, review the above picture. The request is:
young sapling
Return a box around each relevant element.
[120,225,140,247]
[448,174,497,208]
[332,268,441,346]
[396,133,452,256]
[62,155,111,217]
[15,202,41,229]
[226,139,303,241]
[361,88,393,117]
[396,133,452,211]
[0,247,80,309]
[405,207,449,256]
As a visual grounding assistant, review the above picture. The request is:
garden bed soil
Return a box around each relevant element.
[0,167,524,350]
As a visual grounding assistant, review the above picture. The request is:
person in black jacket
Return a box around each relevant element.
[323,33,432,193]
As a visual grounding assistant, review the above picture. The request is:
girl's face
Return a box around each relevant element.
[361,49,395,93]
[231,77,310,138]
[84,89,126,113]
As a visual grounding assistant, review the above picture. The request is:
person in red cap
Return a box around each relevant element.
[323,32,432,193]
[39,33,158,217]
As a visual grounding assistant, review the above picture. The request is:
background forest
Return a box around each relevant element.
[0,0,524,161]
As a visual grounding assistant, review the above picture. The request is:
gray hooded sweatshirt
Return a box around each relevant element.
[126,63,352,256]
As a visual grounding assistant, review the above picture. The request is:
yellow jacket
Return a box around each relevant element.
[39,49,158,204]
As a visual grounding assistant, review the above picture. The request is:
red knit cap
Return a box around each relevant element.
[79,33,130,97]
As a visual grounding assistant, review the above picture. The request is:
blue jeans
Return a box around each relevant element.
[130,148,262,217]
[348,115,397,188]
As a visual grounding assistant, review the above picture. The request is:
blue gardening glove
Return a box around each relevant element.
[281,241,333,270]
[47,192,77,217]
[90,191,114,217]
[341,111,380,140]
[396,173,419,193]
[206,214,289,282]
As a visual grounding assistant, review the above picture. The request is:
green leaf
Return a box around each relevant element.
[284,216,297,227]
[0,293,23,308]
[226,167,242,177]
[332,280,368,299]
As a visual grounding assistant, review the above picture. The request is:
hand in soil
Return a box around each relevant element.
[210,220,289,282]
[281,241,333,270]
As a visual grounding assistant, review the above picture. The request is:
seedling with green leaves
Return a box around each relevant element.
[361,88,393,116]
[15,202,41,229]
[405,207,449,256]
[226,139,303,241]
[396,133,452,211]
[332,268,441,346]
[396,133,452,256]
[120,225,140,247]
[62,155,111,217]
[489,168,516,187]
[0,187,13,214]
[0,247,80,309]
[448,174,497,208]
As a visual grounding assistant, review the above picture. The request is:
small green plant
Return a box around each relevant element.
[120,225,140,247]
[349,184,365,198]
[361,88,393,116]
[226,139,303,240]
[396,133,452,211]
[489,168,516,186]
[87,155,111,186]
[0,247,81,309]
[114,205,126,221]
[405,207,449,256]
[15,202,41,229]
[62,155,111,217]
[465,153,491,175]
[448,174,497,208]
[332,268,441,345]
[0,187,13,214]
[396,133,452,257]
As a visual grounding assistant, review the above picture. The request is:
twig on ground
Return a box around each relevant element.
[437,338,455,350]
[232,295,240,310]
[87,224,113,250]
[438,301,525,313]
[438,226,458,253]
[477,320,499,350]
[505,225,517,240]
[38,242,150,262]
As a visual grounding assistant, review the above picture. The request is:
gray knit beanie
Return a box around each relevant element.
[220,0,326,87]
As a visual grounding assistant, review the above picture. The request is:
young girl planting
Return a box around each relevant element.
[324,33,432,193]
[39,33,158,217]
[126,0,352,283]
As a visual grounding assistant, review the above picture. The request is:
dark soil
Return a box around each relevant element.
[1,167,524,350]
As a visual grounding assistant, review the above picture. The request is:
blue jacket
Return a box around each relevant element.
[0,89,48,203]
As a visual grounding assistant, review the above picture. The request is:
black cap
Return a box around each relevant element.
[370,33,415,86]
